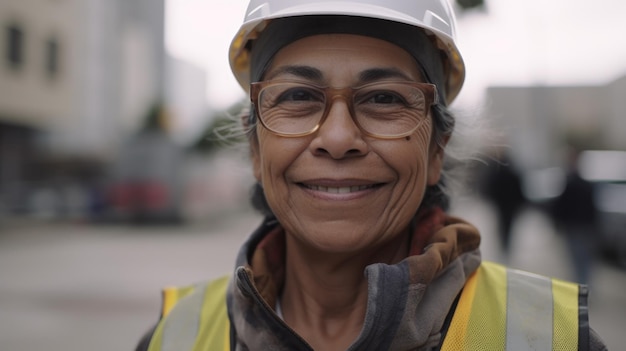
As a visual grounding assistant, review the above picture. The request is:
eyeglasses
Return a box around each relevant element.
[250,80,438,139]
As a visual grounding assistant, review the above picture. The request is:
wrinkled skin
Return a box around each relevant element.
[251,34,446,256]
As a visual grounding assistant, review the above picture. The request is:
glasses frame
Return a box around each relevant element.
[250,79,438,139]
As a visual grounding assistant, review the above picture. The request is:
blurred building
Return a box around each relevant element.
[486,74,626,172]
[0,0,167,218]
[166,55,210,145]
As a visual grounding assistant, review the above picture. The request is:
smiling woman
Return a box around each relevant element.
[138,1,607,350]
[248,34,444,257]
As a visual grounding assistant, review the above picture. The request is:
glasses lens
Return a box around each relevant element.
[258,83,325,135]
[354,83,428,137]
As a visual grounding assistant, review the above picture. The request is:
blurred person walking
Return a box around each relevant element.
[551,147,598,285]
[483,151,526,257]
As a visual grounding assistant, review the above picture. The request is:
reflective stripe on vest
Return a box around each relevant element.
[441,261,582,350]
[147,262,583,351]
[147,276,230,351]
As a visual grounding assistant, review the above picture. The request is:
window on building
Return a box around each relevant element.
[5,24,24,69]
[45,38,60,78]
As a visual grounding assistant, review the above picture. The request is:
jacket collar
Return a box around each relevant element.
[228,208,481,350]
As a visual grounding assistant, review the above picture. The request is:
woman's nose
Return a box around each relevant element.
[308,99,369,159]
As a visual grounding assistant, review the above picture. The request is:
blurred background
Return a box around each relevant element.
[1,0,625,350]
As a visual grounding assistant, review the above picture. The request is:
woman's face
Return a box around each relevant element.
[251,34,445,254]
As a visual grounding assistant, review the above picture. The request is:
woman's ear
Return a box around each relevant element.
[427,136,450,186]
[251,141,261,182]
[242,112,262,182]
[240,111,254,133]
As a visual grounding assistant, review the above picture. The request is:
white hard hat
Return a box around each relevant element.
[229,0,465,105]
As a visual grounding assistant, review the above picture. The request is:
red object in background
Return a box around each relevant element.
[108,182,168,211]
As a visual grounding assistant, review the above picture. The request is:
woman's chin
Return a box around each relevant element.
[285,219,394,255]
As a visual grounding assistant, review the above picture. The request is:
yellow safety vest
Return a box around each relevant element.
[147,276,230,351]
[441,261,584,350]
[147,261,585,351]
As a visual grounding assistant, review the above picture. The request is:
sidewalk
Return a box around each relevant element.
[0,211,261,351]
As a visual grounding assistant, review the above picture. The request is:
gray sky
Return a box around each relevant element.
[166,0,626,110]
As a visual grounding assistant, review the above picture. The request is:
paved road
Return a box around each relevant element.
[1,197,624,350]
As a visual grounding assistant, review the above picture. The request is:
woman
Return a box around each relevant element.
[137,1,606,350]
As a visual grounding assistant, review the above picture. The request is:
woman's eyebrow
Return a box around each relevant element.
[265,65,323,81]
[264,66,416,84]
[358,68,414,83]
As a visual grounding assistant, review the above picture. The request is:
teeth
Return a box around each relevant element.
[307,185,371,193]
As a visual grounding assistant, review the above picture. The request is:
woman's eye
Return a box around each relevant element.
[279,88,322,102]
[366,91,404,104]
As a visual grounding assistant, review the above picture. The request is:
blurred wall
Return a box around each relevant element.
[0,0,165,155]
[486,74,626,171]
[166,55,209,145]
[0,0,79,129]
[0,0,166,218]
[606,76,626,149]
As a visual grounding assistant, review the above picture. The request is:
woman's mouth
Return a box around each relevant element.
[300,184,379,194]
